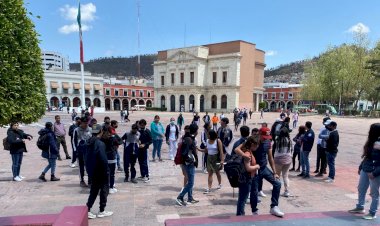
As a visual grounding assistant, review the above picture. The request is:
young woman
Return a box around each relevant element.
[198,130,224,194]
[274,127,293,197]
[177,113,185,132]
[38,122,60,182]
[349,123,380,220]
[150,115,165,162]
[200,123,211,173]
[290,126,306,172]
[165,118,179,161]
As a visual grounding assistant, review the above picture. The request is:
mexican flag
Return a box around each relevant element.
[77,1,84,64]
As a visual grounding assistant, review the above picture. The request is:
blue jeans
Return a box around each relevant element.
[300,151,310,175]
[43,158,57,175]
[11,153,23,178]
[116,150,121,168]
[357,170,370,210]
[177,164,195,201]
[253,166,281,209]
[152,139,163,159]
[327,152,337,179]
[237,177,254,215]
[369,174,380,216]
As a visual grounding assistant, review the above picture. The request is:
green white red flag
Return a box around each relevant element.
[77,1,84,64]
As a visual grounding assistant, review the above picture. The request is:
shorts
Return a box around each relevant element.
[207,154,221,172]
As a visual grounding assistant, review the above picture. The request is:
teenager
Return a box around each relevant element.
[165,118,180,161]
[290,126,306,172]
[203,112,211,125]
[192,112,201,126]
[38,122,60,182]
[177,113,185,132]
[151,115,165,162]
[137,119,152,182]
[217,117,233,154]
[211,113,219,131]
[315,117,330,176]
[69,117,81,168]
[122,124,140,183]
[200,123,211,173]
[274,127,292,197]
[320,120,339,183]
[298,121,315,179]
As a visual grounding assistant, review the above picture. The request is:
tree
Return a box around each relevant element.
[0,0,46,126]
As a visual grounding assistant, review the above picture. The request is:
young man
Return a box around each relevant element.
[217,118,233,154]
[249,109,253,119]
[86,124,113,219]
[110,120,123,172]
[260,108,264,119]
[298,121,315,178]
[54,115,71,160]
[122,124,140,183]
[242,110,248,126]
[320,120,339,183]
[69,117,81,168]
[138,119,152,182]
[211,113,219,131]
[203,112,211,125]
[73,117,92,187]
[315,117,330,176]
[230,126,250,157]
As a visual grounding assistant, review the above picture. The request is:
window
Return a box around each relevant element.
[132,90,136,97]
[180,72,184,84]
[105,89,110,96]
[222,71,227,84]
[271,93,275,99]
[213,72,217,84]
[94,90,100,95]
[74,89,79,94]
[85,90,90,95]
[171,73,175,84]
[280,92,284,99]
[221,95,227,109]
[51,88,57,94]
[140,90,144,97]
[62,88,68,94]
[147,91,151,97]
[211,95,217,109]
[124,89,128,96]
[288,92,293,99]
[115,90,119,96]
[161,76,165,86]
[263,93,268,99]
[190,72,194,84]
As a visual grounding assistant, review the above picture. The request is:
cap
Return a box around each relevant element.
[275,118,282,122]
[91,124,102,133]
[259,127,272,140]
[324,120,333,125]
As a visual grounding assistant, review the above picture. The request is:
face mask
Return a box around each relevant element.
[114,125,118,129]
[170,121,175,125]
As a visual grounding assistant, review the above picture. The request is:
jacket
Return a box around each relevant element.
[72,126,92,152]
[217,126,233,148]
[323,130,339,153]
[165,124,179,142]
[302,129,315,152]
[180,134,198,167]
[85,136,109,183]
[177,116,184,126]
[7,128,31,154]
[293,133,304,153]
[39,128,58,159]
[122,132,140,155]
[138,128,152,150]
[318,127,330,148]
[150,122,165,140]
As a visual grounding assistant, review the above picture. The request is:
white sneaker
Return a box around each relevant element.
[143,177,150,183]
[270,206,284,217]
[217,184,222,190]
[325,178,335,183]
[19,175,25,179]
[88,212,97,219]
[252,210,258,215]
[258,191,266,197]
[283,191,290,197]
[97,211,113,218]
[70,163,76,168]
[203,188,211,194]
[109,188,118,194]
[13,176,22,182]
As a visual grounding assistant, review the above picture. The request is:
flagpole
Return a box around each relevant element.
[77,1,85,109]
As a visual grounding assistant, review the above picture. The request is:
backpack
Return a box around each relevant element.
[68,124,77,137]
[224,154,247,188]
[3,138,10,151]
[174,142,183,165]
[275,122,283,136]
[37,134,49,150]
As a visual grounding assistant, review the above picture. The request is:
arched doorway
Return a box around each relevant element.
[287,101,294,110]
[189,95,195,112]
[73,97,81,107]
[270,101,276,111]
[85,98,91,107]
[146,100,152,108]
[278,101,285,110]
[122,99,129,110]
[200,95,205,112]
[113,99,121,111]
[170,95,176,112]
[93,98,101,107]
[179,95,185,112]
[221,95,227,109]
[131,99,137,107]
[211,95,217,109]
[105,98,111,111]
[161,95,166,110]
[50,97,59,107]
[139,99,145,105]
[62,97,70,107]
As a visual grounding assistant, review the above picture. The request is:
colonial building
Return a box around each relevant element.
[263,83,304,111]
[103,84,154,111]
[153,40,265,112]
[45,70,105,112]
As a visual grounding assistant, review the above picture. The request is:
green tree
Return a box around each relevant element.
[0,0,46,125]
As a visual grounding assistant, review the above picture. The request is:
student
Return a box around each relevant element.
[69,117,81,168]
[231,126,251,157]
[315,117,330,176]
[179,125,191,188]
[217,118,233,154]
[137,119,152,182]
[257,127,273,198]
[151,115,165,162]
[290,126,306,172]
[38,122,60,182]
[192,112,201,126]
[211,113,219,131]
[320,120,339,183]
[274,127,292,197]
[200,123,211,173]
[165,118,179,161]
[177,113,185,132]
[203,112,211,124]
[122,124,140,183]
[298,121,314,179]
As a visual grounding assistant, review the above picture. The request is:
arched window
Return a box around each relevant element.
[221,95,227,109]
[211,95,217,109]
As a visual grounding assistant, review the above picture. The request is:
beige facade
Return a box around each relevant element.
[153,40,265,112]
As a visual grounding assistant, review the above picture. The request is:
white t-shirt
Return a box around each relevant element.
[169,125,176,140]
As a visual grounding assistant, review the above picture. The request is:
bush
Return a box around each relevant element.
[146,107,167,111]
[259,102,266,110]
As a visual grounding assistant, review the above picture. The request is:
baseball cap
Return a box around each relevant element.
[259,127,272,140]
[324,120,337,127]
[91,124,102,133]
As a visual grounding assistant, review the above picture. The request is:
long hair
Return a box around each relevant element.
[362,123,380,159]
[275,127,292,154]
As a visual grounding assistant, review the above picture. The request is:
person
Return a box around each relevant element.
[348,123,380,220]
[273,127,292,197]
[270,118,283,157]
[257,126,273,198]
[230,126,250,158]
[165,117,179,160]
[320,120,339,183]
[211,113,219,131]
[249,109,253,119]
[90,106,94,117]
[122,124,140,183]
[38,122,60,182]
[53,115,71,161]
[120,110,125,123]
[124,109,130,122]
[220,112,225,120]
[200,123,211,173]
[198,130,224,194]
[298,121,315,179]
[203,112,211,125]
[217,117,233,154]
[292,111,299,129]
[192,112,201,126]
[7,122,32,182]
[71,109,77,121]
[251,128,259,136]
[69,117,81,168]
[177,113,185,132]
[176,124,199,206]
[260,108,264,119]
[233,111,241,132]
[179,125,191,190]
[236,135,261,216]
[67,106,70,114]
[280,110,286,120]
[242,110,248,126]
[150,115,165,162]
[137,119,152,182]
[290,126,306,172]
[235,132,284,217]
[86,124,113,219]
[72,117,92,187]
[315,117,330,176]
[103,116,111,127]
[109,120,123,172]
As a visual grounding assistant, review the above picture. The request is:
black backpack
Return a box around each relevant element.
[224,154,247,188]
[37,134,49,150]
[68,124,77,137]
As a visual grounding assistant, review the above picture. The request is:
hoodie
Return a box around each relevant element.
[85,136,109,182]
[38,128,58,159]
[7,128,31,154]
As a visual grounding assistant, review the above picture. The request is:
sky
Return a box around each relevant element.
[25,0,380,69]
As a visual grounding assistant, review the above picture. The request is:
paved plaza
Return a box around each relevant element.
[0,111,379,225]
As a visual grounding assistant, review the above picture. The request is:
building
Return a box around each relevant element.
[153,40,265,112]
[41,51,70,71]
[103,84,154,111]
[263,83,304,111]
[45,70,105,112]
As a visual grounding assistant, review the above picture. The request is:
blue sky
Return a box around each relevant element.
[25,0,380,69]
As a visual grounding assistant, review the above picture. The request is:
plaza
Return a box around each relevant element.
[0,111,378,225]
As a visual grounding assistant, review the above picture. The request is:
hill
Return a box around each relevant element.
[70,54,157,78]
[264,58,316,83]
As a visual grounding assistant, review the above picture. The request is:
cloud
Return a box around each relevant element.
[59,23,92,34]
[347,23,370,34]
[265,50,278,56]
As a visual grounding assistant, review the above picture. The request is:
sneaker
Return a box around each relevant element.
[348,207,365,214]
[187,199,199,204]
[270,206,285,217]
[176,198,186,206]
[109,188,118,194]
[80,181,88,187]
[97,211,113,218]
[252,211,258,215]
[203,169,208,174]
[315,173,323,177]
[203,188,211,194]
[13,176,22,182]
[217,184,222,190]
[258,191,266,197]
[131,178,138,184]
[70,163,76,168]
[19,175,25,179]
[66,156,72,160]
[88,212,97,219]
[137,176,144,180]
[143,177,150,183]
[283,191,290,197]
[325,178,334,183]
[303,174,310,179]
[362,213,377,220]
[289,168,295,172]
[297,173,305,177]
[117,167,123,172]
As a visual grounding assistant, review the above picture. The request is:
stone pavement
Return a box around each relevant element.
[0,111,378,226]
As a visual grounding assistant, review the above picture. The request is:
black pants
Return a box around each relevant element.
[78,152,85,181]
[124,151,137,180]
[108,163,116,188]
[292,151,300,170]
[138,148,149,178]
[316,145,327,173]
[86,180,109,212]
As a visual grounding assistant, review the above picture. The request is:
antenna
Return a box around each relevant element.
[137,0,141,78]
